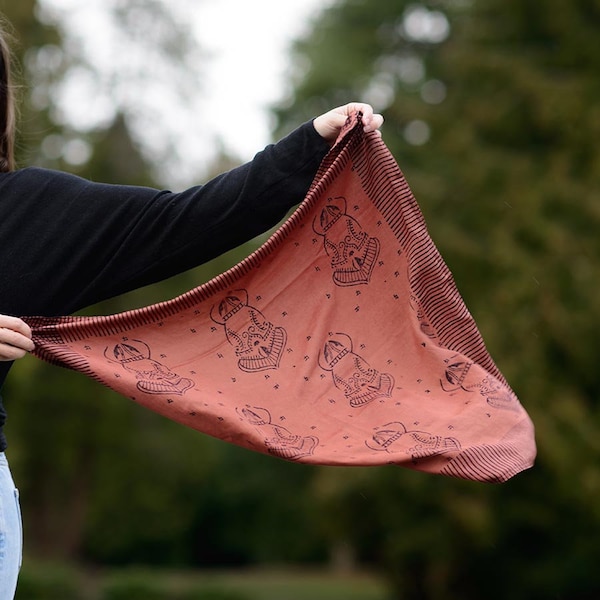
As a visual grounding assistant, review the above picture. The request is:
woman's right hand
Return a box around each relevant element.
[0,315,35,360]
[313,102,384,144]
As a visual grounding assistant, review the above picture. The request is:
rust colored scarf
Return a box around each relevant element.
[26,114,536,483]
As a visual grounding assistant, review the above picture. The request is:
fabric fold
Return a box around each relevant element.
[25,114,536,483]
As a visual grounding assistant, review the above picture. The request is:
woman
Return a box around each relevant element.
[0,19,382,598]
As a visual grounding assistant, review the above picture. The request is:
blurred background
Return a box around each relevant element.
[2,0,599,598]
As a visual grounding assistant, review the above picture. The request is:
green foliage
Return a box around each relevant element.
[275,0,600,598]
[4,1,600,598]
[3,0,299,571]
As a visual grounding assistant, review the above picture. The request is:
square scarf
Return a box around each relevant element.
[25,114,536,483]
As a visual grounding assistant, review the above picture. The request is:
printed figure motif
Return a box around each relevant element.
[440,357,519,411]
[237,406,318,460]
[477,376,519,411]
[104,340,194,395]
[319,332,394,407]
[410,294,438,339]
[440,358,473,392]
[313,196,380,286]
[367,421,461,460]
[211,289,287,372]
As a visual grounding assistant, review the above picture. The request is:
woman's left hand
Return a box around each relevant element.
[0,315,35,361]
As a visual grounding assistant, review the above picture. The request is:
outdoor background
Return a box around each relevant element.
[2,0,599,599]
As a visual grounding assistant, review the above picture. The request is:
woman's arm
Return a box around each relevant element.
[1,103,384,318]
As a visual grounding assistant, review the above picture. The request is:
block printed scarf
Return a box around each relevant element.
[26,114,536,483]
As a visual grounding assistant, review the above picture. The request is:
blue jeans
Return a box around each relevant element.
[0,453,22,600]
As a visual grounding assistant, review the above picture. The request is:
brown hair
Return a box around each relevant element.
[0,19,16,172]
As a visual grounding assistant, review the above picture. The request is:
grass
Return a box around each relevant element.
[16,562,392,600]
[175,568,390,600]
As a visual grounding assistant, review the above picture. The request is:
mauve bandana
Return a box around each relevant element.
[26,114,536,483]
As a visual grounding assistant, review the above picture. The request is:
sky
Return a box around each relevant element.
[39,0,334,184]
[193,0,331,160]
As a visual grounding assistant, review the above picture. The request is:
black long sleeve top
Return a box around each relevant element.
[0,121,330,450]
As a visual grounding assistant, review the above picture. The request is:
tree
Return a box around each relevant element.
[3,0,234,562]
[275,0,600,598]
[10,0,205,183]
[3,0,330,568]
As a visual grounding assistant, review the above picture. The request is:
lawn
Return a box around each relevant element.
[16,562,392,600]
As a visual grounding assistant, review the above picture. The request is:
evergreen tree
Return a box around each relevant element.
[3,0,230,562]
[276,1,600,598]
[3,0,330,567]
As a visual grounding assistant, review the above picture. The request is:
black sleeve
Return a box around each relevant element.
[0,121,329,316]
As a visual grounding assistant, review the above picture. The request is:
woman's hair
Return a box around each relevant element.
[0,20,16,172]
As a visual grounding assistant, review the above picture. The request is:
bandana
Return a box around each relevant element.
[25,114,536,483]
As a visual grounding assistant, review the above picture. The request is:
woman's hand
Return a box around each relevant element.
[0,315,35,360]
[313,102,384,144]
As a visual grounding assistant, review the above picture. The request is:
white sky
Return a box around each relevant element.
[39,0,334,184]
[193,0,328,160]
